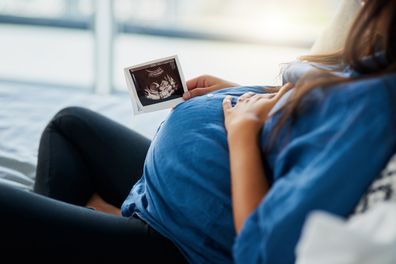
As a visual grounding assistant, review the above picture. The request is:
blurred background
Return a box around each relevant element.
[0,0,341,92]
[0,0,343,190]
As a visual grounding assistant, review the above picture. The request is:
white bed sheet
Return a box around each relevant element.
[0,82,169,191]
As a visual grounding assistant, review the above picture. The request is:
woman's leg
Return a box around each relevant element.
[0,183,186,262]
[34,107,151,208]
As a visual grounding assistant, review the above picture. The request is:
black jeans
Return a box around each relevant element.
[0,107,186,261]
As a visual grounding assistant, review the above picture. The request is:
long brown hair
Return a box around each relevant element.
[271,0,396,142]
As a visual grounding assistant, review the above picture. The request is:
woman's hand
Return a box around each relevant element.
[223,83,293,232]
[223,83,294,138]
[183,75,239,100]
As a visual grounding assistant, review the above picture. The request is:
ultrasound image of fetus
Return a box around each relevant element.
[130,58,184,106]
[144,68,178,100]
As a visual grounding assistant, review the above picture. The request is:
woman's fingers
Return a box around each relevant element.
[238,92,275,104]
[184,75,213,99]
[237,92,255,102]
[183,86,216,100]
[222,96,233,111]
[185,75,239,100]
[186,77,199,90]
[183,87,211,100]
[186,76,208,90]
[183,88,208,100]
[229,83,294,107]
[182,91,191,100]
[272,83,294,102]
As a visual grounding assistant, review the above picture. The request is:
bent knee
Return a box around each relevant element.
[53,106,91,120]
[45,106,92,132]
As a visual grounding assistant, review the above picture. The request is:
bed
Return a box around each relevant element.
[0,82,168,191]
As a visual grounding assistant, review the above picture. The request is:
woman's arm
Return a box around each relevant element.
[227,129,268,233]
[223,83,293,233]
[232,78,396,264]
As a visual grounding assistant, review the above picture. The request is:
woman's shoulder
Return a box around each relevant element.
[327,73,396,106]
[264,74,396,158]
[285,73,396,132]
[296,74,396,134]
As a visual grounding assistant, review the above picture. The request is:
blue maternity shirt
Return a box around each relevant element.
[121,59,396,263]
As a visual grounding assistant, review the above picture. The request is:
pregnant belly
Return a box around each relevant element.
[124,86,267,262]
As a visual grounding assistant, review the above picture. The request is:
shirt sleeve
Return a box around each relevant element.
[233,80,396,264]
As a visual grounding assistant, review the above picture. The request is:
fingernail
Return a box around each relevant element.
[183,92,190,100]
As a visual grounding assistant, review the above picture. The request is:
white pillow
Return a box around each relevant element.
[296,203,396,264]
[310,0,362,54]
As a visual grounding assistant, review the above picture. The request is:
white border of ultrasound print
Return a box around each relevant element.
[124,55,188,115]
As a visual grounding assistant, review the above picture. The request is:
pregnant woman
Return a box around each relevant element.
[1,0,396,263]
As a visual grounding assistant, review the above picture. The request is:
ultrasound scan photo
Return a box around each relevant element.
[130,59,184,106]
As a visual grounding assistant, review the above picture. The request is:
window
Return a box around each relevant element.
[0,0,94,90]
[116,0,341,46]
[0,0,341,93]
